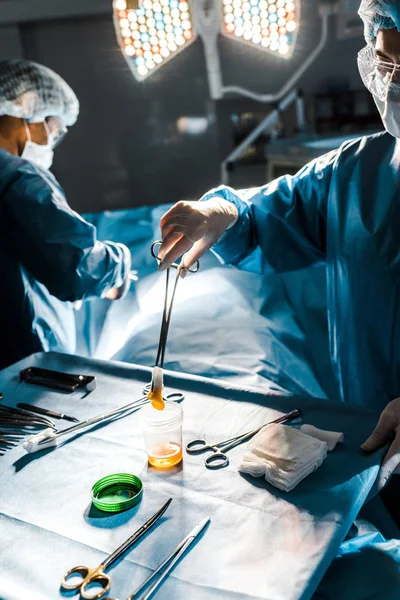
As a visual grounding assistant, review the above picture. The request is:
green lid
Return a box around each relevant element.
[91,473,143,513]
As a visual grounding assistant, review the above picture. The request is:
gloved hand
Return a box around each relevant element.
[104,287,120,300]
[361,398,400,489]
[158,199,238,275]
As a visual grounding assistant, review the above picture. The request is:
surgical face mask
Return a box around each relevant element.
[358,43,400,138]
[373,93,400,138]
[21,120,54,170]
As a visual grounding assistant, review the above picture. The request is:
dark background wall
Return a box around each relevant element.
[0,1,368,213]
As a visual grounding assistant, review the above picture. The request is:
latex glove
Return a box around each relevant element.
[158,199,238,275]
[104,270,135,300]
[104,287,120,300]
[361,398,400,489]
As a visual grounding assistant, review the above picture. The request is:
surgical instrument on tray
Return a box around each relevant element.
[0,435,20,449]
[186,409,302,469]
[17,403,79,423]
[61,498,172,600]
[0,405,54,455]
[24,388,185,451]
[0,405,55,429]
[103,517,210,600]
[20,366,97,393]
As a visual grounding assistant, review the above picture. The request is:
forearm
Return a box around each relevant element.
[200,187,255,266]
[69,240,132,302]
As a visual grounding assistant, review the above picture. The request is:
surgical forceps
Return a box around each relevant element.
[0,431,25,454]
[151,240,199,370]
[186,409,301,469]
[0,404,55,455]
[35,386,184,447]
[103,517,210,600]
[0,405,55,429]
[17,402,79,423]
[0,405,54,455]
[61,499,172,600]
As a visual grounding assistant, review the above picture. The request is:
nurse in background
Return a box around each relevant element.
[0,59,131,369]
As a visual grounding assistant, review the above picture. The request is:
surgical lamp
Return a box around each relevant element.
[220,0,298,58]
[113,0,302,96]
[113,0,196,81]
[114,0,336,184]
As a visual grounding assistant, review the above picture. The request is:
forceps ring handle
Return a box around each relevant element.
[164,392,185,403]
[151,241,199,273]
[61,565,90,591]
[61,566,111,598]
[205,452,229,469]
[186,439,212,455]
[80,573,111,600]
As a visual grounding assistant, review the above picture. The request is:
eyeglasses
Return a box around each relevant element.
[45,116,68,148]
[358,44,400,102]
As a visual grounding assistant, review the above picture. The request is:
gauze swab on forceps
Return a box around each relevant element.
[23,390,184,453]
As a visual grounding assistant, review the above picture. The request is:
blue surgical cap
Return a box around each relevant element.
[0,59,79,126]
[359,1,400,43]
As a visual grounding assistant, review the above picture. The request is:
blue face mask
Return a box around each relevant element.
[21,120,54,170]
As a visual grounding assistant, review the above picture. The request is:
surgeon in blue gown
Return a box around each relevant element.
[158,1,400,492]
[0,60,131,370]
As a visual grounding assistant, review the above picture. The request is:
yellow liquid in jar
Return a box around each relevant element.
[148,442,182,468]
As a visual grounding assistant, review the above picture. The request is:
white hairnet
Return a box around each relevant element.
[0,59,79,126]
[359,0,400,42]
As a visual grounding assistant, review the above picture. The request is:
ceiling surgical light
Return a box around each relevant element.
[113,0,196,81]
[114,0,331,107]
[114,0,299,84]
[220,0,299,58]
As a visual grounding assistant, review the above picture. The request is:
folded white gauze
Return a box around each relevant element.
[300,424,344,451]
[23,428,58,453]
[239,424,328,492]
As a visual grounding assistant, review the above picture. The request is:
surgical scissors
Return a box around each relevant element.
[102,517,210,600]
[151,241,199,370]
[186,409,301,469]
[61,498,172,600]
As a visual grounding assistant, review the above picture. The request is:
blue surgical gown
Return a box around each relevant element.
[203,132,400,411]
[0,148,131,370]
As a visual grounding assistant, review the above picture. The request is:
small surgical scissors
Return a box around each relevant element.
[186,409,301,469]
[61,498,172,599]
